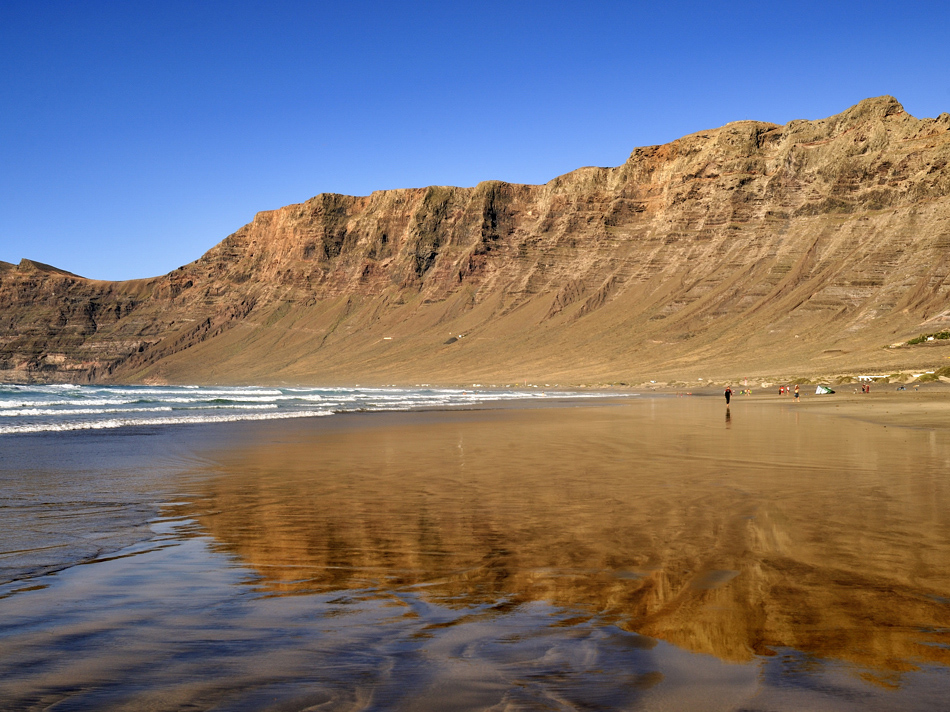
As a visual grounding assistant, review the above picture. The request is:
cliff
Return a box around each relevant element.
[3,96,950,385]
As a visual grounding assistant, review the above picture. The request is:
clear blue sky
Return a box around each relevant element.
[2,1,949,280]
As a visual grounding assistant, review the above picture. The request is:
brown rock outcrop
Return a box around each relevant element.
[3,96,950,384]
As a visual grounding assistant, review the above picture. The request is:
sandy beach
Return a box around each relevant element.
[2,390,950,710]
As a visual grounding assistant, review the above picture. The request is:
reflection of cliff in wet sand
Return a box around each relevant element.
[179,399,950,680]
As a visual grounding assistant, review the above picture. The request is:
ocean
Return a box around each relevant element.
[0,383,595,434]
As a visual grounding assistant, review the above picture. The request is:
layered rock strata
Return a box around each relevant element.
[2,96,950,384]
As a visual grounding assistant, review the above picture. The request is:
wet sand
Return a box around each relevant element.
[2,394,950,709]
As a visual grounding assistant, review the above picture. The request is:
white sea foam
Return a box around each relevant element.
[0,384,614,435]
[106,388,285,397]
[177,404,279,410]
[0,406,175,417]
[0,409,334,434]
[0,398,139,409]
[0,404,279,417]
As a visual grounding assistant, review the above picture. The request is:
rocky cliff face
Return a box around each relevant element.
[3,96,950,385]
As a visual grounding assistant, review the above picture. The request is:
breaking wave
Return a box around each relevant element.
[0,385,608,435]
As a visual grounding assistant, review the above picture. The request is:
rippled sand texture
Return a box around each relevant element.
[180,399,950,685]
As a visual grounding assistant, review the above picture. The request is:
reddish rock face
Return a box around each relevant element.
[2,96,950,385]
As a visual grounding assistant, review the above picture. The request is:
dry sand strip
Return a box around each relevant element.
[752,387,950,431]
[634,381,950,431]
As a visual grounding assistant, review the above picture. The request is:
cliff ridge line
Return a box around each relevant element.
[2,96,949,384]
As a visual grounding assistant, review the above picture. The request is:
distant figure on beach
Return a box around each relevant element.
[724,386,732,405]
[779,386,784,395]
[794,384,800,402]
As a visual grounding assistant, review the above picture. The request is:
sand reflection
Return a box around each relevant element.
[179,399,950,680]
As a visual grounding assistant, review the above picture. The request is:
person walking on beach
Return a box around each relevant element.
[794,384,800,402]
[724,386,732,405]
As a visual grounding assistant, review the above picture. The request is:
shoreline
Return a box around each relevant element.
[5,365,950,392]
[5,382,950,438]
[0,384,630,437]
[5,386,950,708]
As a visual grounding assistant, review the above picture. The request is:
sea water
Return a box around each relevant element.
[0,383,592,434]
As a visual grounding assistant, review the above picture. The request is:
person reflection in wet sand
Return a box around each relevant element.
[725,407,731,428]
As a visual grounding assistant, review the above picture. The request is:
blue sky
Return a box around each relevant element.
[2,1,949,280]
